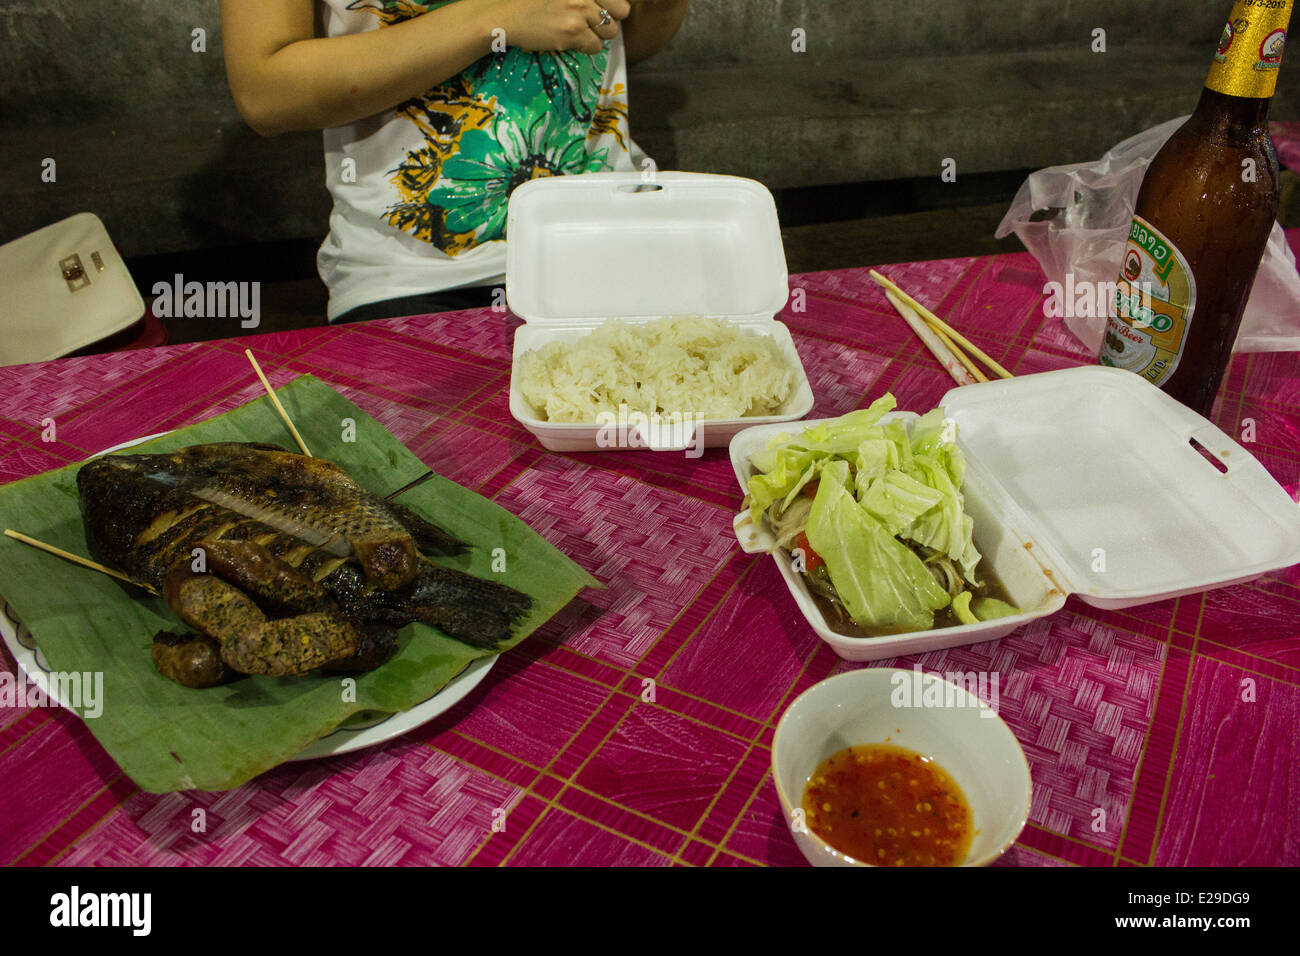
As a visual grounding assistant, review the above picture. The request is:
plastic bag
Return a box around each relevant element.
[995,117,1300,353]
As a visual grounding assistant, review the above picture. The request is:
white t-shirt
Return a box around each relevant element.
[316,0,644,320]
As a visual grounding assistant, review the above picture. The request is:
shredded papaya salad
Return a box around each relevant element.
[744,394,1019,634]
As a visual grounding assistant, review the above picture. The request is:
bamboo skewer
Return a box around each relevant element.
[884,290,979,387]
[3,529,158,594]
[245,349,313,457]
[870,270,1014,382]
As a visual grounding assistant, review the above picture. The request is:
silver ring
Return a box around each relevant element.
[598,8,611,26]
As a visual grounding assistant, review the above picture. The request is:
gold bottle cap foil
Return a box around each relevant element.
[1205,0,1293,98]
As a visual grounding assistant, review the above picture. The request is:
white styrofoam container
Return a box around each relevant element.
[731,365,1300,661]
[505,172,814,452]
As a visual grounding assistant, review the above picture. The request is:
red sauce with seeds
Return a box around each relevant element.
[801,743,974,866]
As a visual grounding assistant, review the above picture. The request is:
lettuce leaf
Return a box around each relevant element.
[951,591,979,625]
[909,407,950,457]
[748,394,900,523]
[767,393,897,459]
[909,408,965,486]
[954,592,1022,623]
[854,437,899,487]
[747,396,991,633]
[747,447,819,523]
[972,596,1020,620]
[900,450,982,586]
[859,471,945,536]
[805,460,950,632]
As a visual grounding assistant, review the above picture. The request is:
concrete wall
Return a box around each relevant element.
[639,0,1226,66]
[0,1,1284,257]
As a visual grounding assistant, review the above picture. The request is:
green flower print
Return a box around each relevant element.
[469,48,608,124]
[361,1,623,254]
[425,100,610,245]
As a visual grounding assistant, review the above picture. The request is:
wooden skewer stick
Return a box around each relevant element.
[245,349,312,457]
[884,290,979,387]
[870,270,1014,380]
[3,529,158,594]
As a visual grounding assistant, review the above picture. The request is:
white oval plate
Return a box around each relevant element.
[0,432,497,762]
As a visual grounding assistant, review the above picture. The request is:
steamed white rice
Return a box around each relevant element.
[518,317,796,423]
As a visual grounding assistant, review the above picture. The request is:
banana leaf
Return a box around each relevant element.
[0,375,598,792]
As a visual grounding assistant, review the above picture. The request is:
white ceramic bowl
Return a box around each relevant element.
[772,667,1032,867]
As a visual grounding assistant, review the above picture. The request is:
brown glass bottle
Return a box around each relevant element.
[1099,1,1291,416]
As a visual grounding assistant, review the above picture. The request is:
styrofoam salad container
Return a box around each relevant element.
[731,365,1300,661]
[505,172,814,452]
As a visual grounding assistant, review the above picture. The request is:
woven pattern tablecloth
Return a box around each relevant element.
[1,230,1298,866]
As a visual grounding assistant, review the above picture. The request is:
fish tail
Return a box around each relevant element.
[407,564,533,649]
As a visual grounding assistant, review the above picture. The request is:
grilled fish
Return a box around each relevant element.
[78,443,533,686]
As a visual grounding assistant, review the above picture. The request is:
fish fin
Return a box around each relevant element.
[407,563,533,649]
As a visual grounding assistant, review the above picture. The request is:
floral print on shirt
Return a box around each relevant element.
[349,0,629,255]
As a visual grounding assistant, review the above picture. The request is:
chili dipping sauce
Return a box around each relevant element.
[801,743,974,866]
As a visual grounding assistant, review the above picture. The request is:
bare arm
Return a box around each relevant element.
[621,0,689,66]
[221,0,631,136]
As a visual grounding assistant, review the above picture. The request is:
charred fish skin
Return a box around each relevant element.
[78,443,427,589]
[76,442,535,681]
[405,563,533,650]
[383,500,470,556]
[78,455,201,589]
[323,561,534,651]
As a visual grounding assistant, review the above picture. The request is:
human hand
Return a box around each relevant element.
[489,0,631,55]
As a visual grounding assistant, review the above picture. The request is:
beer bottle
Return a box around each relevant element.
[1099,0,1292,415]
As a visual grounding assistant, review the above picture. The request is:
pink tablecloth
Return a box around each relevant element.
[1,236,1298,867]
[1274,120,1300,172]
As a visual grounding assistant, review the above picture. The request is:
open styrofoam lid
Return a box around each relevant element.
[505,172,789,324]
[942,365,1300,607]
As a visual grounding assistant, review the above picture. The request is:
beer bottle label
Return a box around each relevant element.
[1205,0,1292,98]
[1099,216,1197,387]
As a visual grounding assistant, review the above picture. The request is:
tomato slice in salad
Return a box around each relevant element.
[795,531,824,574]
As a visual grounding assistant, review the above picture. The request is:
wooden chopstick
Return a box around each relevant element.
[929,322,989,384]
[3,529,158,594]
[884,290,979,387]
[245,349,313,457]
[870,270,1013,382]
[921,310,1013,381]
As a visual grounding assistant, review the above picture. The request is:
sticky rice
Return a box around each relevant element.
[518,317,796,423]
